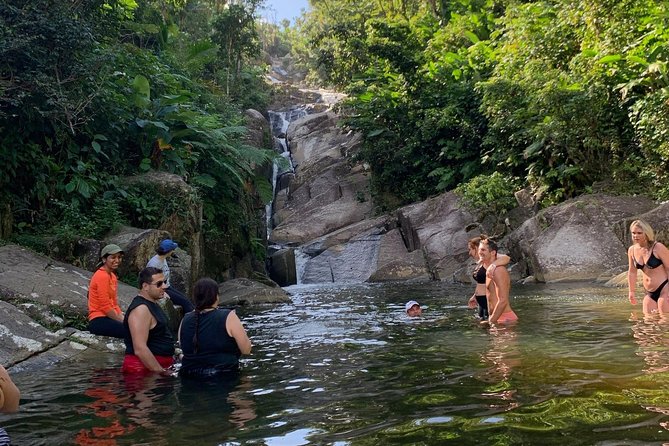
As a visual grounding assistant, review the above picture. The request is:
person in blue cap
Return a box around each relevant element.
[146,239,194,313]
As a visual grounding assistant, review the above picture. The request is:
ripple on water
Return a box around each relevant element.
[8,282,669,445]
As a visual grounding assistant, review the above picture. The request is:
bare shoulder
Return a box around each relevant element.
[655,242,669,255]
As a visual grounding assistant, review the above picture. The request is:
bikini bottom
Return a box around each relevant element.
[646,279,669,302]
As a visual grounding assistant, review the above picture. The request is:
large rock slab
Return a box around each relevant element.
[270,110,372,245]
[367,229,431,282]
[0,244,137,316]
[218,278,291,306]
[396,192,478,280]
[0,300,66,365]
[505,194,657,282]
[121,171,204,288]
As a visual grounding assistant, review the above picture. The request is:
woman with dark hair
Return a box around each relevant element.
[146,239,194,313]
[88,244,127,338]
[178,278,252,378]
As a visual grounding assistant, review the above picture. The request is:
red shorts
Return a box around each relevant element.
[121,354,173,374]
[497,310,518,324]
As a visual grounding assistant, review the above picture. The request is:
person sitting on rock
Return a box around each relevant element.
[146,239,194,313]
[121,267,175,375]
[87,244,127,339]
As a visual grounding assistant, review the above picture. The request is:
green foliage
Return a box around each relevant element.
[455,172,520,218]
[0,0,280,272]
[301,0,669,209]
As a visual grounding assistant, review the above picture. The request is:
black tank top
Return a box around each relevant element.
[179,309,241,372]
[124,296,175,357]
[472,265,487,284]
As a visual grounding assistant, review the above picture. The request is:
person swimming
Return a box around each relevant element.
[405,300,422,317]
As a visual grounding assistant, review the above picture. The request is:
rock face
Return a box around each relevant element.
[265,105,667,287]
[266,106,485,284]
[270,111,372,245]
[505,194,657,282]
[121,171,204,289]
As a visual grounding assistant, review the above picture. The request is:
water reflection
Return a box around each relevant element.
[74,368,134,446]
[478,327,520,411]
[630,312,669,374]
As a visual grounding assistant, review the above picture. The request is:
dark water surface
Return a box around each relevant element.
[4,281,669,445]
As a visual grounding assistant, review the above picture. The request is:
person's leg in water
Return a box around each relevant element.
[475,295,488,320]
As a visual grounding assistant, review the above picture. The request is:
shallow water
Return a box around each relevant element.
[4,281,669,445]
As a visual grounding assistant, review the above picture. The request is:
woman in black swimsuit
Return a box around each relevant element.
[466,236,510,320]
[627,219,669,316]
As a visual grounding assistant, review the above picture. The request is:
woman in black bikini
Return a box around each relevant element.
[627,219,669,316]
[466,236,510,320]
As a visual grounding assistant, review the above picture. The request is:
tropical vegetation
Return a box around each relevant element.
[0,0,275,276]
[285,0,669,211]
[4,0,669,275]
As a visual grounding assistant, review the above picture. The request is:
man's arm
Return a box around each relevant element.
[127,305,164,373]
[486,254,511,278]
[488,267,510,324]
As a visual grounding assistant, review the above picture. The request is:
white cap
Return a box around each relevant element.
[405,300,420,312]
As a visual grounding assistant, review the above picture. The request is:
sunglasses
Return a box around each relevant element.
[150,280,166,287]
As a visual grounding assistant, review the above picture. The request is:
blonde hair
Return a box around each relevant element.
[630,219,655,243]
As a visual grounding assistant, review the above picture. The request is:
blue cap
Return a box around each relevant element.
[159,239,178,252]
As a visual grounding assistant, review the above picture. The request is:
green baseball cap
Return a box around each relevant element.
[100,244,124,258]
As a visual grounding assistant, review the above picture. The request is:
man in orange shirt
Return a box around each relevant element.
[88,244,127,338]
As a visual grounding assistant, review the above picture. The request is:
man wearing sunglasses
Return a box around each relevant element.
[121,267,175,375]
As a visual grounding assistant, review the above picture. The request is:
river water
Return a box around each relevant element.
[4,281,669,445]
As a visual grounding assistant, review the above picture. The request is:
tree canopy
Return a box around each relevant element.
[286,0,669,209]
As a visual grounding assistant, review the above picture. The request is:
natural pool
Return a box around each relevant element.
[3,281,669,445]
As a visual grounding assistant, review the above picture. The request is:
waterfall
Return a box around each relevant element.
[266,107,308,242]
[294,247,310,285]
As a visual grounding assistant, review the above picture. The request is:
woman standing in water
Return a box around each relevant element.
[179,278,252,378]
[467,236,510,320]
[627,219,669,316]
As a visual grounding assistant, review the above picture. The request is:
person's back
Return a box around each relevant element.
[178,278,251,379]
[180,309,241,375]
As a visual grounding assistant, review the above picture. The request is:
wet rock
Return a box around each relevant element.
[505,194,657,282]
[218,278,291,306]
[267,248,297,287]
[0,300,66,365]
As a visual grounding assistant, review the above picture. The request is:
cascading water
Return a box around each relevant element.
[265,106,308,246]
